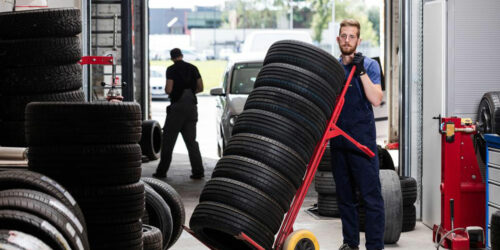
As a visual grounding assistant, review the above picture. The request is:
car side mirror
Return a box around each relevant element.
[210,87,225,96]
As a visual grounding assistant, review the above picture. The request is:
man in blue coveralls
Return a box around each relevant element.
[331,19,385,250]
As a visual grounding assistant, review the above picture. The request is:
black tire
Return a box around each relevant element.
[380,170,403,244]
[0,64,82,95]
[190,201,275,250]
[26,102,142,122]
[70,182,145,224]
[0,8,81,39]
[0,170,86,231]
[317,143,332,171]
[264,40,345,92]
[25,102,142,145]
[492,211,500,250]
[144,183,173,249]
[314,171,336,194]
[234,108,318,153]
[140,120,162,160]
[199,177,284,233]
[318,194,340,217]
[255,64,337,117]
[28,144,142,186]
[232,113,313,162]
[0,37,81,67]
[477,92,500,135]
[402,205,416,232]
[30,164,142,186]
[476,92,500,167]
[245,86,327,132]
[223,133,307,188]
[378,145,395,171]
[257,62,338,103]
[212,155,296,211]
[400,176,417,206]
[1,90,85,121]
[141,177,185,249]
[0,210,70,250]
[0,121,26,146]
[0,190,89,250]
[87,220,143,250]
[243,100,323,142]
[143,225,163,250]
[28,144,142,169]
[0,230,52,250]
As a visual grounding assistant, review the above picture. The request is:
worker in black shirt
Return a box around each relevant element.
[153,48,205,179]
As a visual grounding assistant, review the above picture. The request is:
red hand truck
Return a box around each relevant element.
[184,65,375,249]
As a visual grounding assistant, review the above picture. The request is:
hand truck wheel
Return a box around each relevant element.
[283,229,319,250]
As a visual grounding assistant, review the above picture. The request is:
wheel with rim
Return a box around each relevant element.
[283,229,319,250]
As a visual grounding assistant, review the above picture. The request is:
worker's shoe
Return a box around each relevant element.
[339,243,359,250]
[190,174,205,179]
[152,173,166,178]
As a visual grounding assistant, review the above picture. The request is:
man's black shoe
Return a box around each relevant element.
[152,173,166,178]
[190,174,204,179]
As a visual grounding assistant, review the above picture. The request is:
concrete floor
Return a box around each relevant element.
[143,96,437,250]
[141,155,435,250]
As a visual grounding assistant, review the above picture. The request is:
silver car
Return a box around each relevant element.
[210,60,263,157]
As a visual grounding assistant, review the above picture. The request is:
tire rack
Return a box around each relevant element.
[184,65,375,249]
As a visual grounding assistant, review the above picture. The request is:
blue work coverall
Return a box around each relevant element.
[330,56,385,250]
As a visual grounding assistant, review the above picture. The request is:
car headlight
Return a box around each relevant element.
[229,116,238,126]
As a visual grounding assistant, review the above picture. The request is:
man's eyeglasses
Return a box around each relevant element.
[339,34,357,40]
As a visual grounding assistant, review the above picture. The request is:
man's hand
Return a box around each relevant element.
[353,52,366,76]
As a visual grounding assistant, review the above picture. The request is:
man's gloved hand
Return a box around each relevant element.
[353,52,366,76]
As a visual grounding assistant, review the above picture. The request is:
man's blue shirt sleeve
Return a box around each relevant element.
[365,59,381,85]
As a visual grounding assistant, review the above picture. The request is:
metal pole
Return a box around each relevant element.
[399,0,411,176]
[81,0,91,101]
[121,0,134,101]
[141,0,149,120]
[289,0,293,29]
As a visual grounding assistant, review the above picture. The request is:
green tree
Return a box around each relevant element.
[310,0,331,43]
[367,6,380,43]
[309,0,379,46]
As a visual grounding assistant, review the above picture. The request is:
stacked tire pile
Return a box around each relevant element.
[358,174,416,243]
[492,211,500,250]
[314,143,340,217]
[0,170,89,250]
[190,40,345,249]
[141,177,186,250]
[400,176,417,232]
[25,102,145,250]
[316,145,395,218]
[0,8,84,146]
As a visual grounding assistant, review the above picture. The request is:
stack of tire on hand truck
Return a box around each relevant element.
[0,8,84,146]
[186,40,395,249]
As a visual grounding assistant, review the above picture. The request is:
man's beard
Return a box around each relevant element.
[340,45,356,55]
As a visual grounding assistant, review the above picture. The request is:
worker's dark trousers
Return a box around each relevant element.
[330,147,385,250]
[156,102,204,176]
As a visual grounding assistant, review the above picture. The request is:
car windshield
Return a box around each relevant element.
[230,63,262,94]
